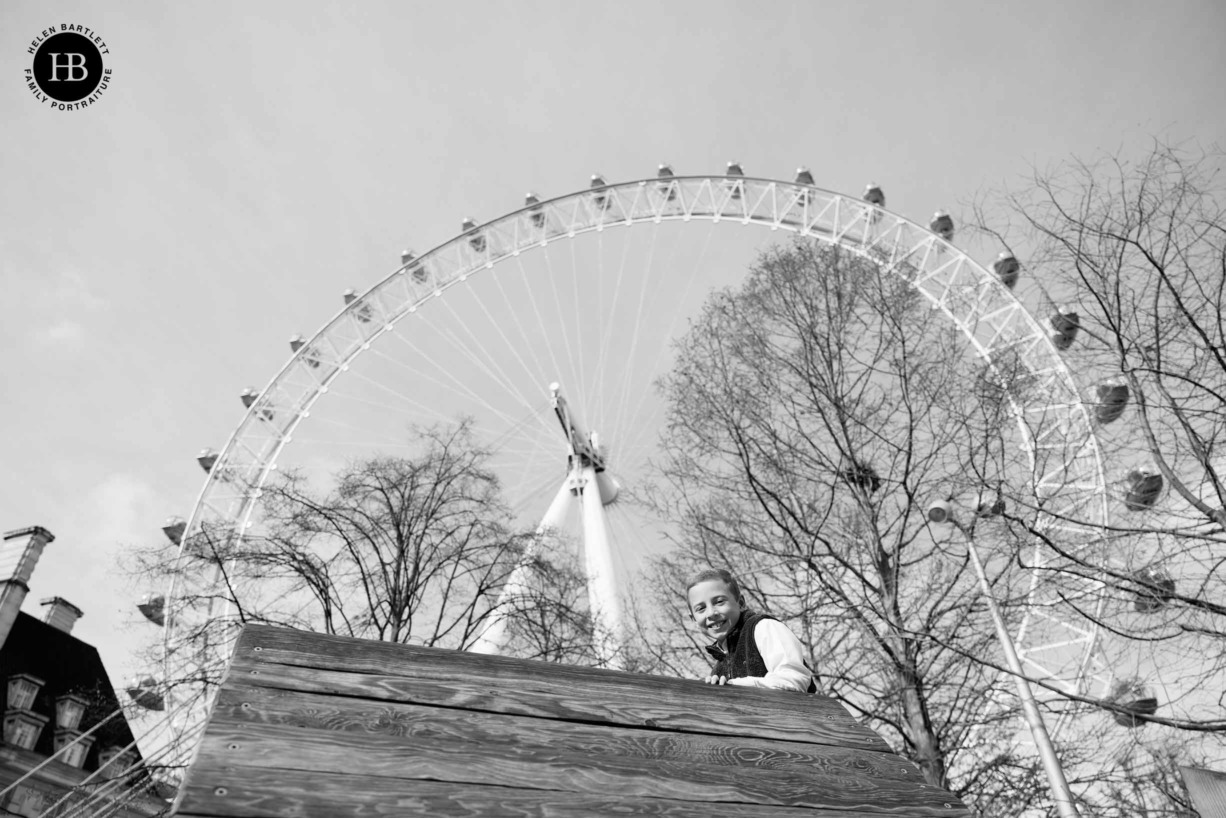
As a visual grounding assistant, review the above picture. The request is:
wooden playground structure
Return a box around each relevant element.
[172,625,970,817]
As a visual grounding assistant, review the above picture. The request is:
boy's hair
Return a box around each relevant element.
[684,568,743,602]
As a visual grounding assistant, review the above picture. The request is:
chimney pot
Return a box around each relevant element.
[40,596,84,634]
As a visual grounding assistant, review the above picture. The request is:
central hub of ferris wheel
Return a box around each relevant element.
[549,381,619,507]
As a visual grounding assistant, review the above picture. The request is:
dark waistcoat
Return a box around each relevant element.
[708,610,816,694]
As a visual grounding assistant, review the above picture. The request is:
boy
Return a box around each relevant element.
[686,568,816,693]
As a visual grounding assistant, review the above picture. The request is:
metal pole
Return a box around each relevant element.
[957,521,1080,818]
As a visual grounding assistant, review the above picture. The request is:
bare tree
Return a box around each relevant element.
[960,141,1226,811]
[130,420,594,702]
[637,239,1081,814]
[968,145,1226,713]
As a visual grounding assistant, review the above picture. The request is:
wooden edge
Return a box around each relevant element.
[177,760,974,818]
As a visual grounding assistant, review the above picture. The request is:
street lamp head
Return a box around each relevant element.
[927,500,953,524]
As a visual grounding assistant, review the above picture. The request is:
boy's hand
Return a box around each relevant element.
[704,675,728,685]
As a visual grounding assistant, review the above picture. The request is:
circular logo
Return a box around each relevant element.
[32,32,103,101]
[23,25,112,110]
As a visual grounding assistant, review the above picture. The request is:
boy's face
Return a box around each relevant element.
[687,579,744,643]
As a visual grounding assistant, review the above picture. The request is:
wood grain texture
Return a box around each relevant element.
[184,706,960,813]
[229,625,886,751]
[212,683,930,790]
[177,763,971,817]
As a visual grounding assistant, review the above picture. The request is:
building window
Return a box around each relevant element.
[62,741,87,768]
[3,710,50,750]
[55,694,88,731]
[4,784,47,818]
[11,720,37,748]
[6,673,45,711]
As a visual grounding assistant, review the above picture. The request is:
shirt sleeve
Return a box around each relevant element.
[726,619,812,692]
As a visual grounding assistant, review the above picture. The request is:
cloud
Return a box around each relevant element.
[38,319,86,343]
[52,269,108,311]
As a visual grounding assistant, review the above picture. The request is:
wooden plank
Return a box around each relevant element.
[178,763,968,818]
[1181,766,1226,818]
[229,624,886,751]
[216,683,927,786]
[180,688,965,815]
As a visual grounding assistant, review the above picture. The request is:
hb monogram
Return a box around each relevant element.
[48,53,89,81]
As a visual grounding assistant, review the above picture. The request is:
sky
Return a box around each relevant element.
[2,0,1224,718]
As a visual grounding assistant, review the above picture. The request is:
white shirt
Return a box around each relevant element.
[724,618,814,692]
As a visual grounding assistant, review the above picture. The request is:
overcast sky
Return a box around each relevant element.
[3,0,1223,715]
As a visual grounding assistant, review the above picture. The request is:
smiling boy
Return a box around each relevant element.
[686,568,816,693]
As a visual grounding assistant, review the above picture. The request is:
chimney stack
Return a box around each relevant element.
[0,527,55,649]
[40,597,84,634]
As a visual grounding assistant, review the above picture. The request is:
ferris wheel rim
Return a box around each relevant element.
[161,172,1111,738]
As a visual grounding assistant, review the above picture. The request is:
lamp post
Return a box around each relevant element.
[927,502,1080,818]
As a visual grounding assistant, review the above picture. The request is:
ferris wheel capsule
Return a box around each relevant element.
[793,168,815,207]
[1106,678,1158,728]
[461,218,487,253]
[725,162,745,201]
[400,249,428,284]
[929,211,954,241]
[656,164,677,202]
[137,594,166,626]
[1094,381,1130,425]
[239,387,274,421]
[1132,566,1176,613]
[162,516,186,546]
[1123,469,1164,511]
[524,193,547,229]
[590,175,610,210]
[992,252,1020,289]
[863,183,885,208]
[975,494,1007,518]
[289,334,320,368]
[1051,309,1081,350]
[196,448,218,473]
[342,288,373,323]
[126,676,165,711]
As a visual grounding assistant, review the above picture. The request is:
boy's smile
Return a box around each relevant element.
[688,579,744,644]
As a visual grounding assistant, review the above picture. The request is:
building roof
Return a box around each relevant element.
[0,611,141,769]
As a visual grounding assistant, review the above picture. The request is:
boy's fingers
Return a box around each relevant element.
[720,675,728,685]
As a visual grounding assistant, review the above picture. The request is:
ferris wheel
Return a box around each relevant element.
[142,165,1134,770]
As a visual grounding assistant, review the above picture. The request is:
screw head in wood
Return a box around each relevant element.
[214,787,228,796]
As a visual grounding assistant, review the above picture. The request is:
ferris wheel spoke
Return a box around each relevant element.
[608,223,666,453]
[538,242,589,421]
[432,296,552,422]
[590,229,640,437]
[484,259,556,394]
[378,327,543,433]
[512,252,570,408]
